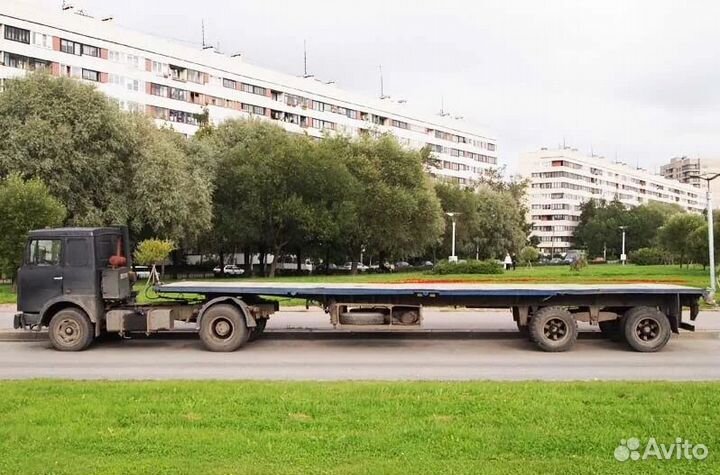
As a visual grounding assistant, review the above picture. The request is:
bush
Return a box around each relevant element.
[519,246,540,266]
[134,239,176,266]
[569,255,588,272]
[629,247,669,266]
[431,259,504,275]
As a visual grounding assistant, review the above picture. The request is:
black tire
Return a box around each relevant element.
[622,307,671,352]
[48,308,94,352]
[248,317,268,342]
[199,304,249,352]
[529,306,578,352]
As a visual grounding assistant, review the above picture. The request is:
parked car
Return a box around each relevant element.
[133,265,150,279]
[342,262,369,272]
[213,265,245,276]
[395,261,411,269]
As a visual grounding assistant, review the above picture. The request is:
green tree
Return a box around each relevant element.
[129,124,213,244]
[331,134,445,270]
[658,213,705,267]
[0,73,134,225]
[574,199,627,258]
[0,174,66,280]
[0,73,212,246]
[435,182,526,260]
[208,120,358,277]
[687,211,720,268]
[519,246,540,267]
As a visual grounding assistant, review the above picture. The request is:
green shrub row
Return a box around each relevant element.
[431,259,504,275]
[629,247,671,266]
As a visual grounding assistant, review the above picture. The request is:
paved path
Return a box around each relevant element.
[0,334,718,380]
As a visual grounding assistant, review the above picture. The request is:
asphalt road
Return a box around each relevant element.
[1,333,719,381]
[1,306,718,381]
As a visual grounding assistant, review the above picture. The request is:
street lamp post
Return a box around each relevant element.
[619,226,627,265]
[689,173,720,297]
[446,212,460,263]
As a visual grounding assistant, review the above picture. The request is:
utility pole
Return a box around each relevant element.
[689,173,720,298]
[446,212,460,262]
[619,226,627,265]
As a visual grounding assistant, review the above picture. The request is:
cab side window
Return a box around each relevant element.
[28,239,62,266]
[66,238,90,267]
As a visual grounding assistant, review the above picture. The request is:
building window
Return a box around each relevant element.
[60,39,82,55]
[152,61,168,76]
[241,83,266,96]
[2,53,49,71]
[82,45,100,57]
[127,79,140,92]
[126,54,141,69]
[223,78,237,89]
[187,69,204,84]
[81,69,100,82]
[4,25,30,44]
[150,83,169,97]
[32,32,51,49]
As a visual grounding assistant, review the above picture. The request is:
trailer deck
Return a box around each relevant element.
[158,281,704,300]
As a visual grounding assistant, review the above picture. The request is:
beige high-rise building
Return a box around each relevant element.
[660,157,720,208]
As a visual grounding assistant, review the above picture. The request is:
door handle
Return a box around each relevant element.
[53,276,63,281]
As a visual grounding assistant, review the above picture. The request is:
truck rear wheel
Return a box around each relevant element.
[622,307,671,352]
[529,307,577,352]
[199,304,249,352]
[48,308,94,352]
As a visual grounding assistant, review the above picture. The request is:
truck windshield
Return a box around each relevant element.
[94,234,121,268]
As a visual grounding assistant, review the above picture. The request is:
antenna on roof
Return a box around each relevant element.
[303,40,312,78]
[201,19,206,48]
[379,65,390,99]
[61,1,74,10]
[439,97,450,117]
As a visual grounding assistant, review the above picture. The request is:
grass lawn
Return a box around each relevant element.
[259,264,713,288]
[1,264,713,307]
[0,283,14,305]
[0,381,716,474]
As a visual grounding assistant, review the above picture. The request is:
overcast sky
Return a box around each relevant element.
[35,0,720,173]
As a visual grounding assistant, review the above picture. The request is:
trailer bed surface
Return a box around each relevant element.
[157,281,704,300]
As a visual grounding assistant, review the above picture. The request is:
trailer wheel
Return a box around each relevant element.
[199,304,249,352]
[529,307,577,352]
[248,317,268,342]
[622,307,671,352]
[48,308,94,352]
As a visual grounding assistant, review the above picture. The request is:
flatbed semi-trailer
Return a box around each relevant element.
[13,227,705,353]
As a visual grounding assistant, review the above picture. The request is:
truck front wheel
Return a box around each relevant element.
[529,307,577,352]
[199,304,249,352]
[48,308,94,352]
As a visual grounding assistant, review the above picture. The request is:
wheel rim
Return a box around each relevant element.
[543,317,568,341]
[56,318,81,345]
[635,317,660,342]
[211,317,234,340]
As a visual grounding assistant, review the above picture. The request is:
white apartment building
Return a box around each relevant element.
[0,1,498,185]
[661,156,720,208]
[520,148,705,255]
